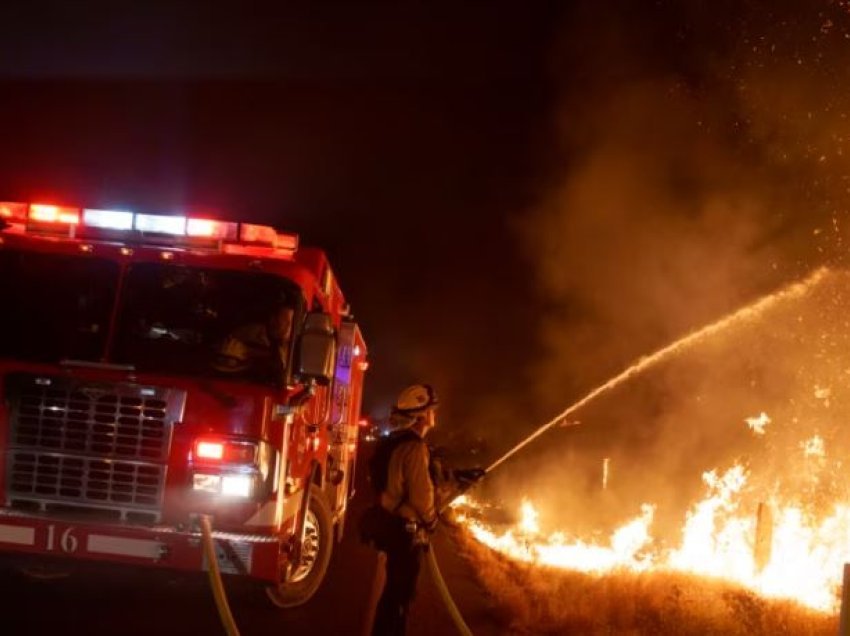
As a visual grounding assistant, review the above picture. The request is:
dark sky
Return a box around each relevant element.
[2,2,849,467]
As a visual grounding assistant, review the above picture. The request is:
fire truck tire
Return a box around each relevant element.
[265,485,333,608]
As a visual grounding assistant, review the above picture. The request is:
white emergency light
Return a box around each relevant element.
[134,213,186,235]
[83,209,134,231]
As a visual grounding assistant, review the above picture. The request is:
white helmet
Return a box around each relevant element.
[394,383,439,416]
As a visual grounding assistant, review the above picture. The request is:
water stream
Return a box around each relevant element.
[485,267,831,474]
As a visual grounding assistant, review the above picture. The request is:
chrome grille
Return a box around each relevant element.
[9,453,164,507]
[4,373,185,522]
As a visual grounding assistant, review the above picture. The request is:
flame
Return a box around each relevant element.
[457,270,850,615]
[455,437,850,613]
[518,499,540,534]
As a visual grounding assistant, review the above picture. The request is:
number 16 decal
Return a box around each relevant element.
[46,525,78,553]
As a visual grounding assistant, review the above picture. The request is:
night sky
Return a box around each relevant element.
[1,2,850,468]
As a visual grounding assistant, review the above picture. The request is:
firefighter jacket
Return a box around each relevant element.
[379,433,438,531]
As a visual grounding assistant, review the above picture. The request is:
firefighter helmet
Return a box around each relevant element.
[394,384,439,415]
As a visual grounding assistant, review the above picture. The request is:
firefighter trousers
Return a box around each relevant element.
[371,533,425,636]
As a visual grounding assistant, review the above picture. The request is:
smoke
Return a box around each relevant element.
[477,1,850,537]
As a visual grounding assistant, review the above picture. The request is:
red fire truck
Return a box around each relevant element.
[0,201,368,607]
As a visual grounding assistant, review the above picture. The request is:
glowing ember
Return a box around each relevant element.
[814,385,831,405]
[802,435,826,458]
[745,412,771,435]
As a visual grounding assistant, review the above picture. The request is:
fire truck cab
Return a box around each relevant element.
[0,202,368,607]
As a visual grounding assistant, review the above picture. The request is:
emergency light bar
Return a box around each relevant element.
[0,200,298,257]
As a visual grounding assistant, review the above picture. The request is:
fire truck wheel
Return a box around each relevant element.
[265,485,333,608]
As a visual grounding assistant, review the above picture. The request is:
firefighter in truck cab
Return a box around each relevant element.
[0,201,368,610]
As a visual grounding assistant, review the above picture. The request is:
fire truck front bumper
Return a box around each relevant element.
[0,509,282,582]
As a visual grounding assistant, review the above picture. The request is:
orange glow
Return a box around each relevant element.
[456,268,850,612]
[456,430,850,613]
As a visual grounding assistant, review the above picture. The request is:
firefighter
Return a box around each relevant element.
[370,384,484,636]
[213,305,294,377]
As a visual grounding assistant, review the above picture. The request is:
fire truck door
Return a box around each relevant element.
[327,323,356,515]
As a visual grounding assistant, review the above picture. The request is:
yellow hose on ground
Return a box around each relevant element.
[427,545,474,636]
[199,515,241,636]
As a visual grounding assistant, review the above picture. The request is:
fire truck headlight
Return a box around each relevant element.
[221,474,254,498]
[193,473,222,494]
[192,472,255,498]
[191,436,273,498]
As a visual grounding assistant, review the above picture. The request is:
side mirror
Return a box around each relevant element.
[296,313,336,386]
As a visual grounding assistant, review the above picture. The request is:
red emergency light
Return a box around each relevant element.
[29,203,80,225]
[240,223,278,244]
[0,202,27,222]
[193,437,258,465]
[187,218,237,239]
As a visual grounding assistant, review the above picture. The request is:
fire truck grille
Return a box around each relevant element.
[4,373,186,522]
[9,453,164,507]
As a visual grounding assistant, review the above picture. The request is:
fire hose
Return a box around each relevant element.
[199,514,241,636]
[427,543,474,636]
[363,532,476,636]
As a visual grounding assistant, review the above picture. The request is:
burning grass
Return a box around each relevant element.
[443,268,850,633]
[453,527,836,635]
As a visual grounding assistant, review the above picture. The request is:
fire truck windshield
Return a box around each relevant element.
[0,250,119,363]
[111,263,300,385]
[0,250,300,385]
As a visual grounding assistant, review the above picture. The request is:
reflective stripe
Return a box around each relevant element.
[87,535,162,559]
[0,524,35,546]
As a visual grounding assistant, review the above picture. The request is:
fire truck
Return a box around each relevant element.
[0,201,368,608]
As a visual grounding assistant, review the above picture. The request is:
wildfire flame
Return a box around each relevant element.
[457,268,850,614]
[455,416,850,613]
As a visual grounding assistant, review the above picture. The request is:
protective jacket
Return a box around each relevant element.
[379,431,438,531]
